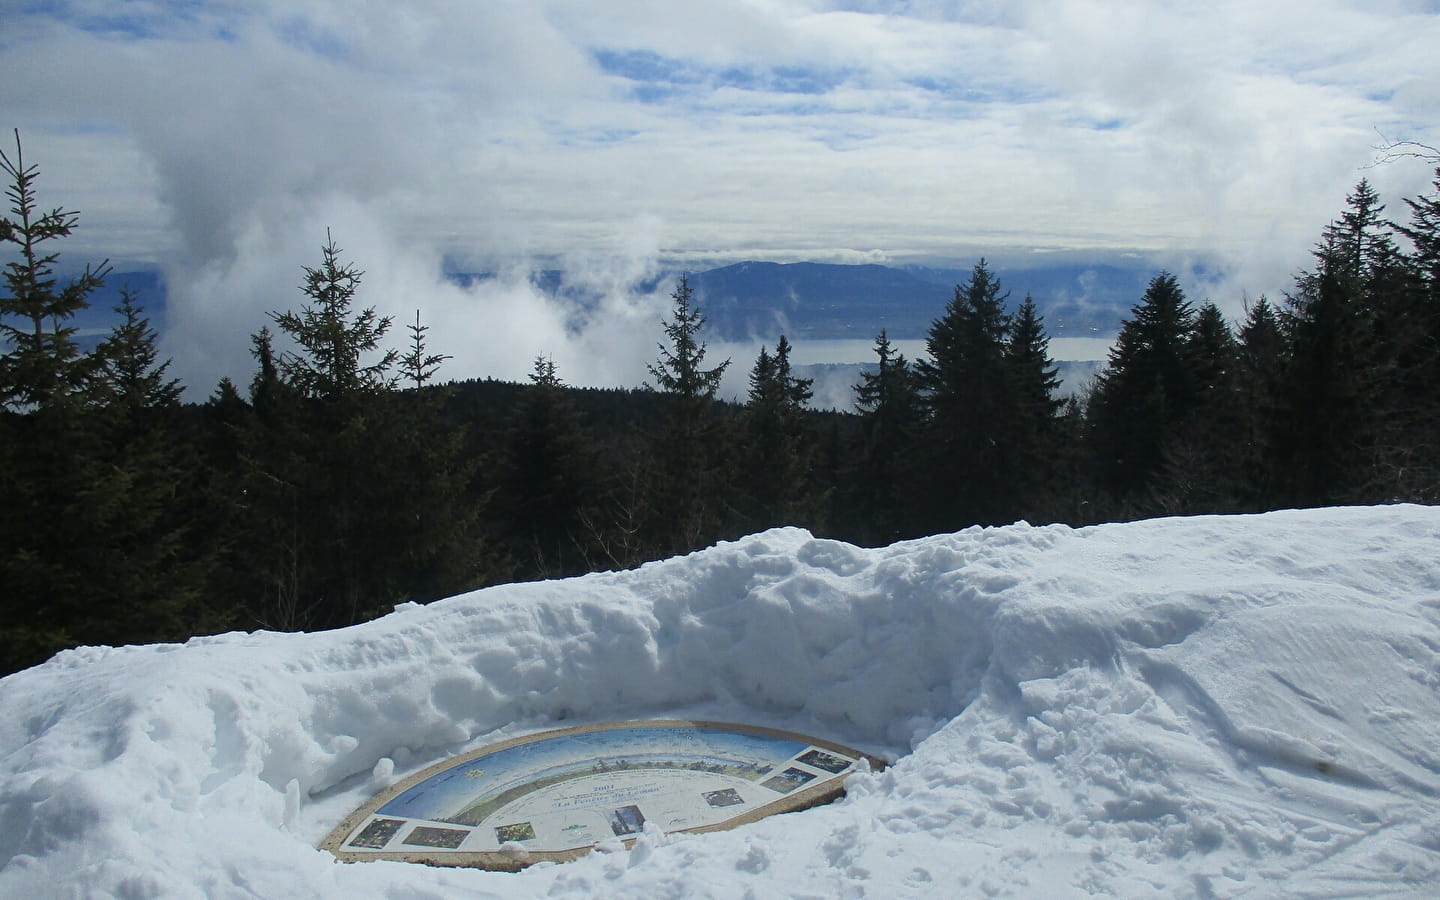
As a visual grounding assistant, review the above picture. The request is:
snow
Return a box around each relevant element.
[3,505,1440,898]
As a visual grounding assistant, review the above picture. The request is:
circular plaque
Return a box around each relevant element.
[320,719,883,870]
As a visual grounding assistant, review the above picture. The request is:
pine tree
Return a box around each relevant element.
[84,288,219,645]
[1275,262,1373,505]
[0,133,107,672]
[93,288,183,414]
[646,275,729,402]
[777,335,813,409]
[497,356,607,577]
[271,231,397,401]
[1150,302,1244,514]
[1326,179,1395,286]
[1398,169,1440,287]
[1272,181,1405,506]
[1003,295,1064,521]
[1385,170,1440,498]
[1188,303,1239,401]
[643,275,734,554]
[0,138,215,672]
[228,327,315,629]
[0,130,110,410]
[247,327,289,413]
[381,356,497,603]
[1086,272,1198,507]
[851,330,923,543]
[235,234,492,630]
[915,259,1015,529]
[1233,297,1286,509]
[400,309,450,389]
[741,335,818,530]
[270,233,397,625]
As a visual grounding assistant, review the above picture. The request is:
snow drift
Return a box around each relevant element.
[2,505,1438,897]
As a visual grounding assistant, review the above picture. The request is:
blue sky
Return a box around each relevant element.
[3,0,1439,391]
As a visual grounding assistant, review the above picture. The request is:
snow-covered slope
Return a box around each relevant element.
[2,506,1438,898]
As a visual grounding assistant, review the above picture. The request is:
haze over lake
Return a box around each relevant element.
[708,336,1115,410]
[719,336,1117,368]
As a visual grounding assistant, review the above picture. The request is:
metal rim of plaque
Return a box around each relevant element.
[320,719,885,871]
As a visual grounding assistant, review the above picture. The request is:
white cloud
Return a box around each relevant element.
[160,195,670,394]
[3,0,1439,391]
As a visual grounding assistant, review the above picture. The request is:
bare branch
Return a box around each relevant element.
[1368,129,1440,168]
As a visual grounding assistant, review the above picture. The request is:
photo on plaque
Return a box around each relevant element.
[702,788,745,808]
[760,767,817,794]
[495,821,537,843]
[608,804,647,836]
[797,748,853,774]
[348,818,404,849]
[403,826,470,849]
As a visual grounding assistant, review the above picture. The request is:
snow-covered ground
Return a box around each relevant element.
[3,505,1439,898]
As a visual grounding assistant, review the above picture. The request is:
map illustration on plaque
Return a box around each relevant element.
[320,720,884,871]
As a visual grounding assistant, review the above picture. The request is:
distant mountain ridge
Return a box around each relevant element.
[688,262,946,341]
[64,261,1148,351]
[684,260,1146,341]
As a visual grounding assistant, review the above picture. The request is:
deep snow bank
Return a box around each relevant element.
[1,506,1438,897]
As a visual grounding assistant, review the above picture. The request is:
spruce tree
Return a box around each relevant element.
[1188,303,1239,401]
[0,133,101,671]
[1003,295,1064,521]
[85,289,219,645]
[94,288,183,414]
[0,137,214,672]
[851,330,923,543]
[229,328,315,629]
[270,233,397,626]
[1398,168,1440,287]
[1272,182,1404,506]
[915,259,1015,529]
[741,335,818,531]
[387,306,499,599]
[1233,297,1286,509]
[1275,261,1374,505]
[0,130,110,410]
[643,275,734,554]
[1384,170,1440,499]
[400,309,451,389]
[236,234,492,630]
[498,356,607,577]
[271,231,397,401]
[1086,272,1198,508]
[646,275,729,402]
[1150,302,1243,514]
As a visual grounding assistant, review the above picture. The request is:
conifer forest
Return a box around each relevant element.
[4,133,1440,676]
